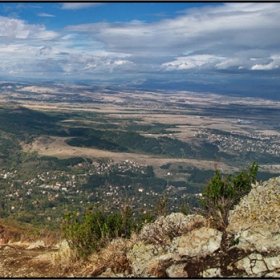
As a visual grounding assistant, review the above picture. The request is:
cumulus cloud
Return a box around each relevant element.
[162,55,224,70]
[0,16,59,42]
[65,2,280,73]
[251,55,280,70]
[1,3,280,82]
[0,16,31,39]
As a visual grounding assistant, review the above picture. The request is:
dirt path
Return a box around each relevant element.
[0,244,60,277]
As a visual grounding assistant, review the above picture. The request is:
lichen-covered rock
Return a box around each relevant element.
[235,253,268,276]
[128,216,221,277]
[202,267,221,278]
[235,255,251,274]
[138,213,206,244]
[128,213,210,277]
[166,263,188,278]
[264,255,280,271]
[127,242,168,277]
[234,226,280,252]
[265,271,280,277]
[227,177,280,253]
[170,227,222,257]
[228,177,280,232]
[126,176,280,278]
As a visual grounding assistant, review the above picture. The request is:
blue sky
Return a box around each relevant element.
[0,2,279,98]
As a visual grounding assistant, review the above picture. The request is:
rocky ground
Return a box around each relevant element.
[124,176,280,278]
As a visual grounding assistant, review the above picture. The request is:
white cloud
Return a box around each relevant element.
[64,3,280,72]
[0,16,59,41]
[61,3,102,10]
[0,16,30,39]
[1,3,280,81]
[37,12,55,17]
[163,55,223,70]
[35,29,59,40]
[251,56,280,70]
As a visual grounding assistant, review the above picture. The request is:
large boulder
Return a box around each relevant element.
[138,213,207,245]
[93,176,280,278]
[224,176,280,277]
[170,227,222,257]
[127,242,170,277]
[227,177,280,252]
[127,213,218,277]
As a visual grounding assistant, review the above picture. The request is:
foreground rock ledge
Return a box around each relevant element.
[124,176,280,278]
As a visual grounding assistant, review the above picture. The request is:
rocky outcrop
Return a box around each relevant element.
[138,213,207,245]
[6,175,274,278]
[227,177,280,253]
[125,176,280,278]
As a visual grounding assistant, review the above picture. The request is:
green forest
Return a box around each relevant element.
[0,104,279,230]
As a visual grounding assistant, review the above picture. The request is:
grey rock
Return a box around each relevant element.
[170,227,222,257]
[139,213,206,244]
[127,242,168,277]
[166,263,188,278]
[202,267,221,278]
[264,255,280,271]
[125,176,280,278]
[251,260,267,275]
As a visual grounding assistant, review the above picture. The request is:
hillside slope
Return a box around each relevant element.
[0,176,280,277]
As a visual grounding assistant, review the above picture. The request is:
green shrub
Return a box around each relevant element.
[61,194,173,258]
[61,204,141,258]
[199,161,258,230]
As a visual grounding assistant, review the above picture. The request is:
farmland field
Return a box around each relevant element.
[0,81,280,228]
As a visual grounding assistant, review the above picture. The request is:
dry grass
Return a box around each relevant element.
[50,240,79,270]
[0,218,59,247]
[48,233,139,277]
[84,237,135,277]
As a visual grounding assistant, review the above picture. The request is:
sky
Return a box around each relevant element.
[0,2,280,98]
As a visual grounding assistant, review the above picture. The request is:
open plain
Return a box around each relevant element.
[10,82,280,174]
[0,81,280,227]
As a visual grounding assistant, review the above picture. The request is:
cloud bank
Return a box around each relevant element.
[0,2,279,97]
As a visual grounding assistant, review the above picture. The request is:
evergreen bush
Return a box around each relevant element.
[61,204,142,258]
[199,161,258,230]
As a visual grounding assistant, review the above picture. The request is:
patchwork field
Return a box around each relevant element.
[14,83,280,175]
[1,81,280,227]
